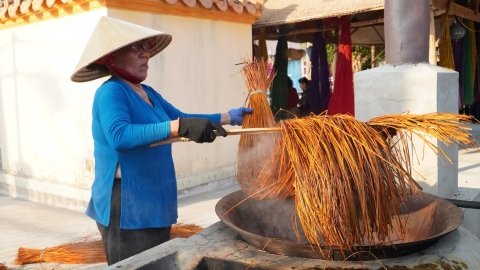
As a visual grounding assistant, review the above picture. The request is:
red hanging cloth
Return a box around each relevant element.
[327,16,354,116]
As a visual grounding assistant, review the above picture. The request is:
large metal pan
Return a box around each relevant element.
[215,190,464,261]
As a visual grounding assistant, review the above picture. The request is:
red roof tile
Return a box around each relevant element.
[0,0,263,22]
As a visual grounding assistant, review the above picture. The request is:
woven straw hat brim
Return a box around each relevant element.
[71,16,172,83]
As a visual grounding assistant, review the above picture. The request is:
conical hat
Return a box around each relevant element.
[71,16,172,82]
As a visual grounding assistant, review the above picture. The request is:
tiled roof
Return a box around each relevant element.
[176,0,263,14]
[254,0,384,27]
[0,0,264,21]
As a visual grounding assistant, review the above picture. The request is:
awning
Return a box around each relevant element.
[253,0,384,28]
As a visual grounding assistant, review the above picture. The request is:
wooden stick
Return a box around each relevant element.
[149,127,281,147]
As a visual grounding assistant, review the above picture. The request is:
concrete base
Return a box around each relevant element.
[454,187,480,240]
[454,137,480,240]
[0,173,91,212]
[355,63,460,198]
[107,222,480,270]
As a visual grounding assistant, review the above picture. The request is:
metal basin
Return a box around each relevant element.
[215,190,464,261]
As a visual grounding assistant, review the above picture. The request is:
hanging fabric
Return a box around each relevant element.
[474,21,480,101]
[469,20,477,98]
[256,28,269,62]
[465,0,480,119]
[310,31,331,114]
[461,18,475,106]
[270,25,289,119]
[473,45,480,119]
[327,16,354,116]
[475,55,480,102]
[453,32,465,110]
[438,14,455,70]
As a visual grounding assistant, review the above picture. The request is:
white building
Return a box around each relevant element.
[0,0,263,211]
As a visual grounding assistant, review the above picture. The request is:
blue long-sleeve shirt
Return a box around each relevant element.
[85,78,220,229]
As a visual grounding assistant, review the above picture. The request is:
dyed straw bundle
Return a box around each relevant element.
[14,223,203,265]
[236,57,279,196]
[438,14,455,71]
[367,113,476,165]
[246,112,475,252]
[15,237,106,265]
[235,57,476,253]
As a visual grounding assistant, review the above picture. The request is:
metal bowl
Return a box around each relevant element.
[215,190,464,261]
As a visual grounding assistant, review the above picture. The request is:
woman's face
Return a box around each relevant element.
[111,39,151,80]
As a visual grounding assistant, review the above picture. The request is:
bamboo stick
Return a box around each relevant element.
[149,127,281,147]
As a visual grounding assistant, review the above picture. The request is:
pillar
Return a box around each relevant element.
[355,0,460,198]
[384,0,430,65]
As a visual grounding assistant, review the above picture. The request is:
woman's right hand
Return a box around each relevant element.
[177,118,227,143]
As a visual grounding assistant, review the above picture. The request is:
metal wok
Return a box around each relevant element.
[215,190,464,261]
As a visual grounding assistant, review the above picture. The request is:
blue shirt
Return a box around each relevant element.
[85,78,220,229]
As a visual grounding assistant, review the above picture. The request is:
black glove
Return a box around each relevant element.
[178,118,227,143]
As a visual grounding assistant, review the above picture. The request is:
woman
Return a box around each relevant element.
[70,17,252,265]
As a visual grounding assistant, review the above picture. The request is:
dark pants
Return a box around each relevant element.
[97,178,171,266]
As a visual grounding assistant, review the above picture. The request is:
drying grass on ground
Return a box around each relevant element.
[14,223,203,265]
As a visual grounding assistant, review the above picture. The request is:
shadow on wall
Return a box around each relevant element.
[0,161,33,200]
[0,30,94,191]
[0,61,3,171]
[0,33,14,173]
[0,90,2,171]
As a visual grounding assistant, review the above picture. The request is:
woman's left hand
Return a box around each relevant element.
[228,107,253,126]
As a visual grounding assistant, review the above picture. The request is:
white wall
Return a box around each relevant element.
[0,9,252,209]
[0,9,107,187]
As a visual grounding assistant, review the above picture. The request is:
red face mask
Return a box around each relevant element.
[94,54,143,84]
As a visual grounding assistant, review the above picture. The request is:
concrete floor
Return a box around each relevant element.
[0,182,241,269]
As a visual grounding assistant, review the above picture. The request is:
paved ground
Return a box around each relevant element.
[0,147,479,270]
[0,182,240,270]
